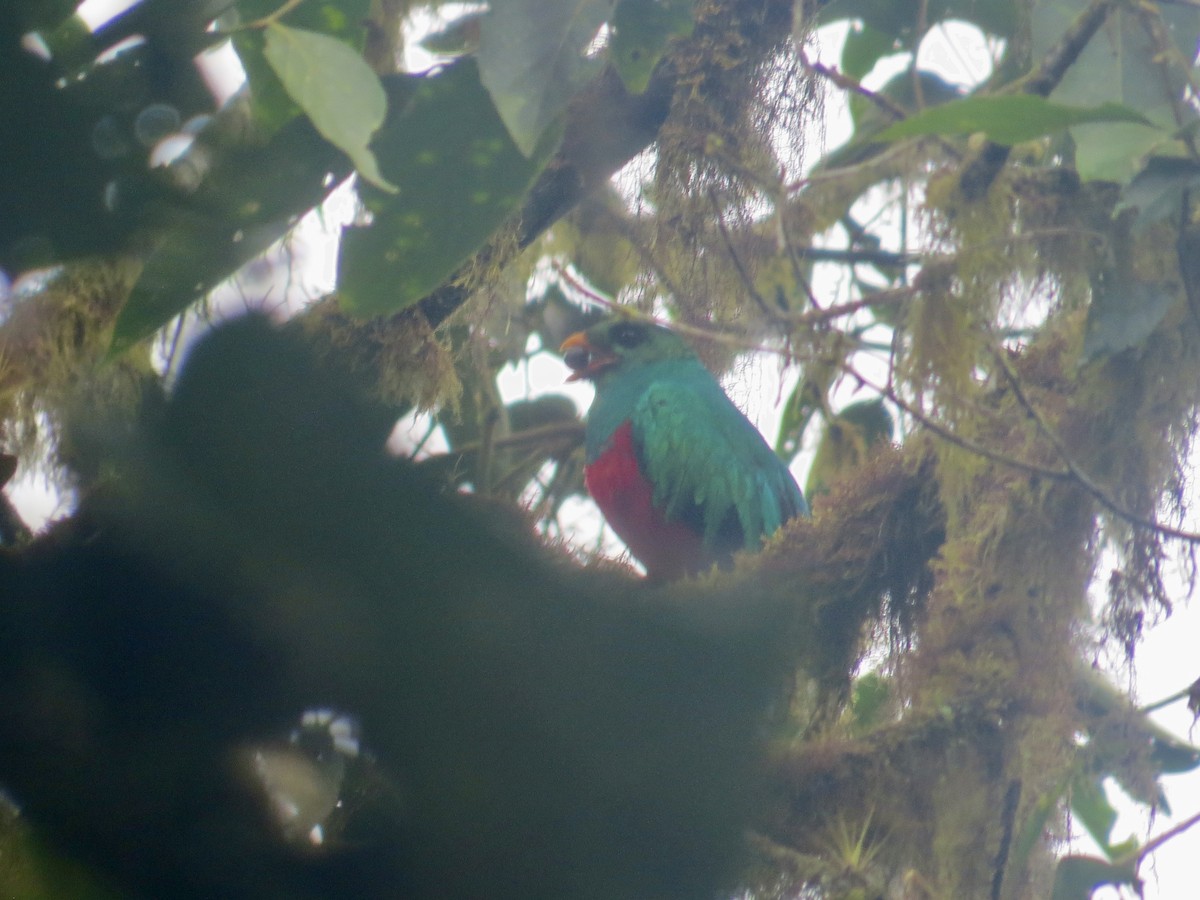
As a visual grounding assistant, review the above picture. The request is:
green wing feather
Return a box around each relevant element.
[632,378,807,550]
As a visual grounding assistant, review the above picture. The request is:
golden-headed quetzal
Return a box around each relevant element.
[561,318,808,580]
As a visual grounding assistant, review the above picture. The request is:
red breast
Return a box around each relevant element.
[584,421,710,580]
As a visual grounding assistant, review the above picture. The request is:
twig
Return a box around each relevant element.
[784,287,917,326]
[709,189,775,319]
[799,50,962,162]
[1139,678,1200,715]
[552,263,621,312]
[989,346,1200,544]
[840,360,1074,482]
[961,0,1118,198]
[1129,809,1200,867]
[222,0,307,33]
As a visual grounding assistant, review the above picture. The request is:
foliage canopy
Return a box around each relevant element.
[3,0,1200,898]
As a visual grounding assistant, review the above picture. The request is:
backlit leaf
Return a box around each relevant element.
[263,23,394,192]
[1051,855,1140,900]
[610,0,695,94]
[478,0,616,156]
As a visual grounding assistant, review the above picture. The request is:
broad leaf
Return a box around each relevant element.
[233,0,371,132]
[839,23,897,82]
[610,0,695,94]
[337,60,555,317]
[263,23,394,192]
[1034,0,1200,118]
[1082,276,1178,363]
[1117,157,1200,231]
[1051,855,1140,900]
[110,115,349,354]
[1068,773,1118,856]
[478,0,616,156]
[875,95,1152,145]
[1033,1,1200,185]
[1072,121,1179,185]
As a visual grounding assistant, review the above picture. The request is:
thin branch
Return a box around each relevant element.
[989,346,1200,544]
[962,0,1118,198]
[1139,677,1200,715]
[840,360,1075,482]
[552,262,621,312]
[1129,809,1200,867]
[800,53,910,126]
[775,193,825,312]
[784,287,917,327]
[799,50,962,162]
[709,189,775,319]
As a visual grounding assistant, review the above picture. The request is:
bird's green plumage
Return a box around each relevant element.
[570,319,807,555]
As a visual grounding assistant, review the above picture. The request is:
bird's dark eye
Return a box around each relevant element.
[609,323,646,348]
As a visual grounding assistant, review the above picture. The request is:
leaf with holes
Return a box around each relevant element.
[610,0,695,94]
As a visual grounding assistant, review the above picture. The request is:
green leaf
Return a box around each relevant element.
[1032,1,1200,184]
[610,0,695,94]
[1034,1,1200,120]
[1072,121,1177,185]
[1117,157,1200,231]
[848,69,963,134]
[874,95,1153,146]
[847,673,890,733]
[840,23,897,82]
[336,60,555,317]
[110,115,350,354]
[1051,855,1140,900]
[1069,773,1118,855]
[263,22,395,192]
[111,213,286,357]
[478,0,616,156]
[1082,276,1177,363]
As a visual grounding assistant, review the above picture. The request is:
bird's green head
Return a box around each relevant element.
[559,318,695,383]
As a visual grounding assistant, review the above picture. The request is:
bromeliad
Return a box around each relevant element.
[561,318,807,580]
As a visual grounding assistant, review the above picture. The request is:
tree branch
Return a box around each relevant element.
[960,0,1118,199]
[989,345,1200,544]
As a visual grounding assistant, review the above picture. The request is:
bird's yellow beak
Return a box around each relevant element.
[560,331,615,382]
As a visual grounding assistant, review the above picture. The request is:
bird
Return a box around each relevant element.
[560,317,808,580]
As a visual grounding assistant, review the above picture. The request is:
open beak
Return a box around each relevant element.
[560,331,616,382]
